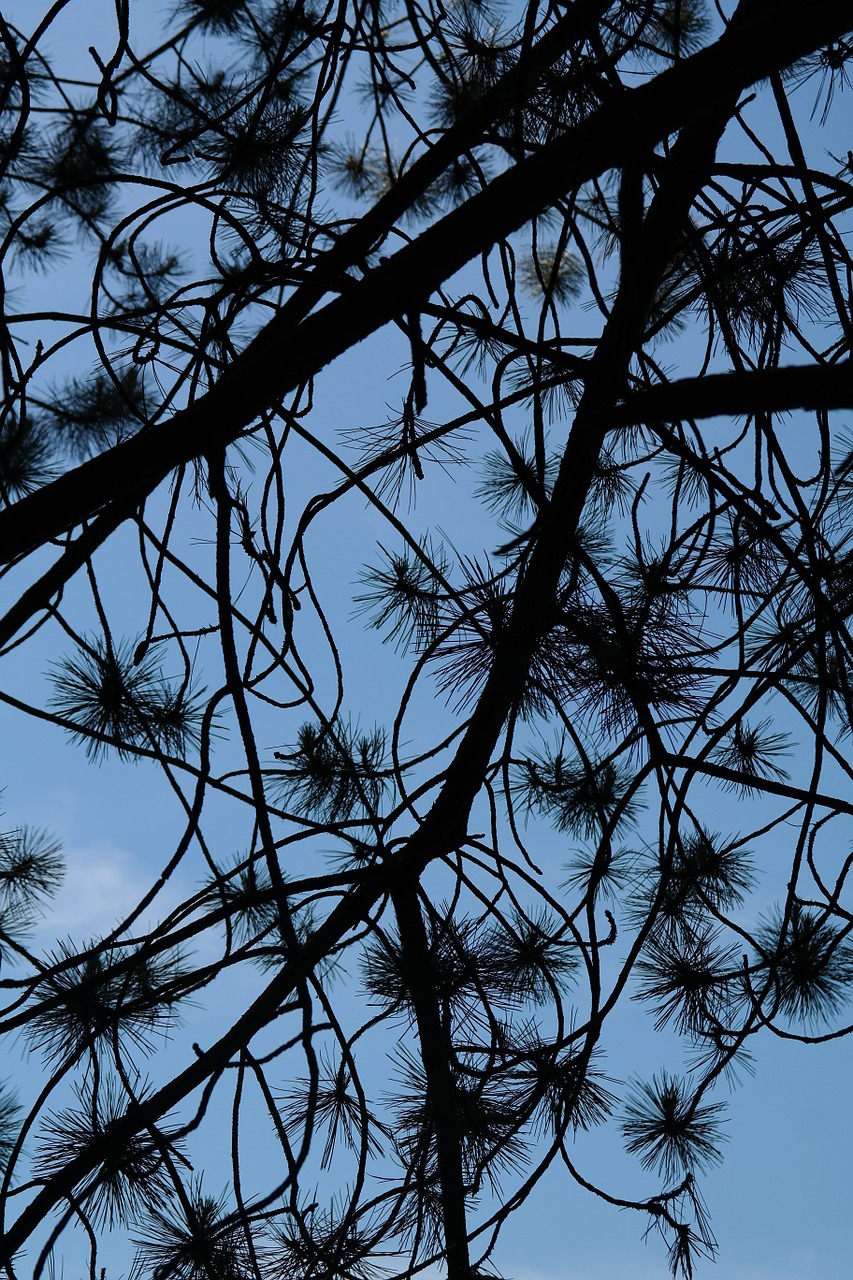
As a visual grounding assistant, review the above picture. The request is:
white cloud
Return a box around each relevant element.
[33,838,166,941]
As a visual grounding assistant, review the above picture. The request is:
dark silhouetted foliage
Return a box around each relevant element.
[0,2,852,1279]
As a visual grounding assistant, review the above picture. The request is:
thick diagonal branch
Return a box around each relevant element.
[0,2,849,576]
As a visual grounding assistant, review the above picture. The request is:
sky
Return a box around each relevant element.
[1,2,852,1279]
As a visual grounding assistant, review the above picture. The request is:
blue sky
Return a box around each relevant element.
[1,1,853,1278]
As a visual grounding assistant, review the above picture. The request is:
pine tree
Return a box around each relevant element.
[1,2,853,1278]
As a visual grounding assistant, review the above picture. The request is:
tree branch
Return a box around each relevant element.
[0,1,849,574]
[615,359,853,427]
